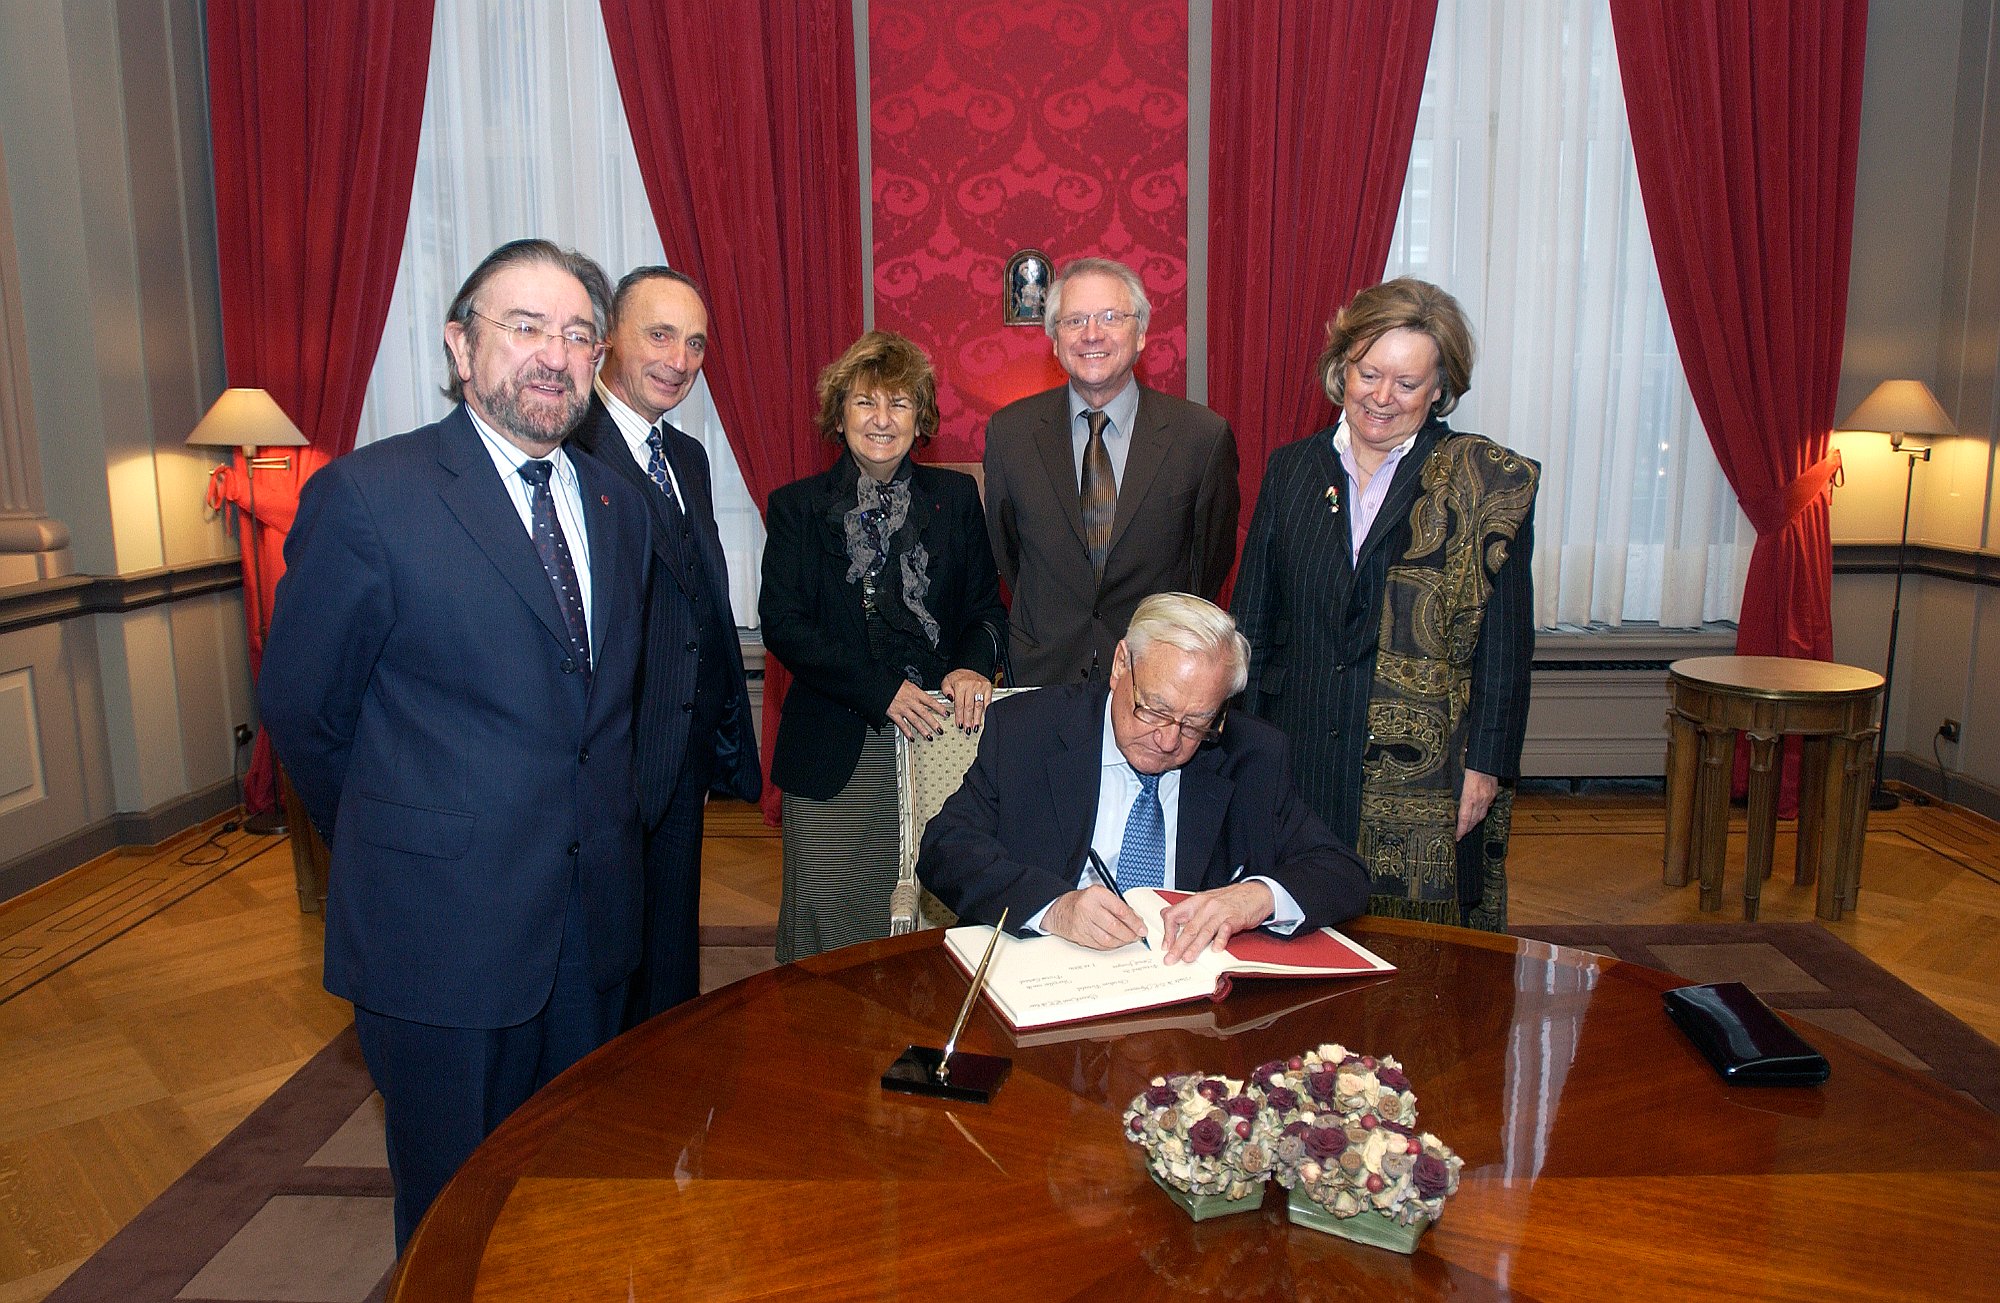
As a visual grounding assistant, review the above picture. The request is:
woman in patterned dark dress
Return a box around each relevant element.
[760,331,1005,961]
[1232,280,1539,931]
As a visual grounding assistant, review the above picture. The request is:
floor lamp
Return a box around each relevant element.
[1838,380,1957,811]
[188,388,310,835]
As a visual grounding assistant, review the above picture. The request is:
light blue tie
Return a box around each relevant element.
[1117,771,1166,891]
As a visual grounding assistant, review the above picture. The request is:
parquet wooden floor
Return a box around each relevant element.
[2,787,1996,1301]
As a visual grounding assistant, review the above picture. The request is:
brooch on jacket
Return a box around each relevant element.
[1324,484,1341,515]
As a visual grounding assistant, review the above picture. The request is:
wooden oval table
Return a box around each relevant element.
[393,922,1999,1302]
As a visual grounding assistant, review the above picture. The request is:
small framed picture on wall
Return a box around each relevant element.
[1003,249,1052,326]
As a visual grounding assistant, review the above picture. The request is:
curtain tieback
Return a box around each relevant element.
[1744,450,1841,536]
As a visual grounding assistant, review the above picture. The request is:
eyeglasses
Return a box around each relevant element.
[469,310,604,360]
[1127,694,1225,743]
[1054,309,1141,335]
[1117,646,1225,741]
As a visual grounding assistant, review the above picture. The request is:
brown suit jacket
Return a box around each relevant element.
[983,383,1239,685]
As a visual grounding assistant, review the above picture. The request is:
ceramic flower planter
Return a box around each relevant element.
[1148,1170,1266,1222]
[1284,1187,1427,1253]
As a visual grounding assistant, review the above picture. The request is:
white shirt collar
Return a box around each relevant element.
[595,377,665,458]
[1330,413,1422,462]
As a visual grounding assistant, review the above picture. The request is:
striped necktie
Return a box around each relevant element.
[1080,409,1115,580]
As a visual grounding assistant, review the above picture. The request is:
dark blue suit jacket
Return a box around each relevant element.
[568,394,759,822]
[916,683,1370,933]
[259,406,652,1029]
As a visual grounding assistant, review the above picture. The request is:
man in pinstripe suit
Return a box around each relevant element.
[571,267,760,1026]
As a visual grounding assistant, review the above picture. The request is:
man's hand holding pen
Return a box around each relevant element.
[1042,885,1147,951]
[1045,841,1276,962]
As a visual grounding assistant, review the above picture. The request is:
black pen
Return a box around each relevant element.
[1085,849,1149,949]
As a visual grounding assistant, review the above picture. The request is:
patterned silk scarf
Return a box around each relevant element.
[1356,435,1538,931]
[840,460,940,652]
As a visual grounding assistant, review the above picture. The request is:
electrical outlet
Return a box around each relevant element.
[233,723,255,748]
[1939,719,1961,744]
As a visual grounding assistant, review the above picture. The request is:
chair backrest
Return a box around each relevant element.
[932,461,985,507]
[889,686,1035,934]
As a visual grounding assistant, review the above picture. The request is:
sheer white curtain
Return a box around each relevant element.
[355,0,766,628]
[1384,0,1753,629]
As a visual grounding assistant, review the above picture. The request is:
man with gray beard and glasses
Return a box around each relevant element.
[260,239,653,1252]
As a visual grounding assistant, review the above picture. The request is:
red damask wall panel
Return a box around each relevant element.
[870,1,1190,461]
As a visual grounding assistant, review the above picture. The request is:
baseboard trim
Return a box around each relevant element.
[0,777,244,902]
[1888,754,2000,823]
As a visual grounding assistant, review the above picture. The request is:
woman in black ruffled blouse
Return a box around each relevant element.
[759,331,1006,961]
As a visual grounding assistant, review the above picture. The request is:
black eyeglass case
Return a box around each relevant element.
[1663,981,1832,1086]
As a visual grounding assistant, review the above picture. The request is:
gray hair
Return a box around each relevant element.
[440,239,612,403]
[1044,257,1152,337]
[1124,593,1249,696]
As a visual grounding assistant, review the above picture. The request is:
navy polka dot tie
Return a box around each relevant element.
[519,459,590,680]
[645,423,686,524]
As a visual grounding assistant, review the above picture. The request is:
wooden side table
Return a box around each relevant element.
[1662,656,1884,920]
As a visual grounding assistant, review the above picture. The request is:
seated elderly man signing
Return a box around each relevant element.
[919,593,1370,963]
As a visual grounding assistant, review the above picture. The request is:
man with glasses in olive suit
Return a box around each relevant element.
[983,258,1240,686]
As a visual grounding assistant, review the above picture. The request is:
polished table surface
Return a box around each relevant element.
[393,921,2000,1301]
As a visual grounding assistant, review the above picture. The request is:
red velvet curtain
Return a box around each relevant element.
[599,0,865,822]
[206,0,434,811]
[1610,0,1868,808]
[1207,0,1439,568]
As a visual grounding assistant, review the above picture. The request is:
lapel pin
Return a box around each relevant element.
[1324,484,1341,515]
[600,494,610,506]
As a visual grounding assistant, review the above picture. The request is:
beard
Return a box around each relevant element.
[473,362,588,447]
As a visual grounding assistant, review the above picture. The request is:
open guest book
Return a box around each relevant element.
[1003,983,1383,1049]
[942,887,1396,1031]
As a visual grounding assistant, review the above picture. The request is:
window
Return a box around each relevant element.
[1383,0,1753,628]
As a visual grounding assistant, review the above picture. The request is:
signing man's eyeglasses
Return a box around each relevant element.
[470,310,604,359]
[1119,646,1225,742]
[1128,697,1225,743]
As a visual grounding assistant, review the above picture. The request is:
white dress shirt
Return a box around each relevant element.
[594,377,688,506]
[468,409,595,641]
